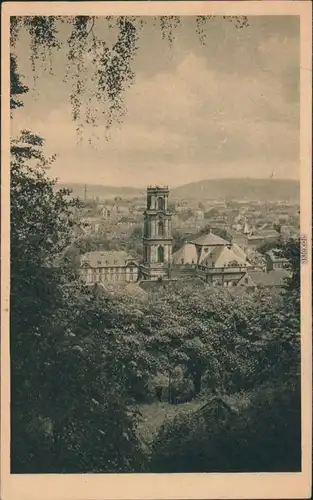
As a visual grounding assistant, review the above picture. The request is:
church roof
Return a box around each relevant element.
[172,243,198,264]
[201,245,249,268]
[231,243,248,262]
[191,232,229,247]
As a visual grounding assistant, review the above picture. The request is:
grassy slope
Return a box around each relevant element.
[136,401,203,449]
[136,393,251,450]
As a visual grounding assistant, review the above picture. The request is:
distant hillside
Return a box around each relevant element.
[56,179,300,202]
[55,183,144,200]
[172,179,300,202]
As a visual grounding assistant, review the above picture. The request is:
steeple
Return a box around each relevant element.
[140,186,172,280]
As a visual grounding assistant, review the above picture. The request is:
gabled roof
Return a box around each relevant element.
[191,232,229,247]
[237,272,258,287]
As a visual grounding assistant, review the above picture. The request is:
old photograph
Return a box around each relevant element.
[1,1,312,499]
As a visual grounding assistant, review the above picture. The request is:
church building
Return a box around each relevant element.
[139,186,251,287]
[140,186,173,280]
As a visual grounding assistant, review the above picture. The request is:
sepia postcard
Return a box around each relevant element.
[1,1,312,500]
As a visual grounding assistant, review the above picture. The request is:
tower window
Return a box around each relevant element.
[157,197,165,210]
[147,195,152,209]
[157,246,164,263]
[157,220,164,236]
[144,218,148,237]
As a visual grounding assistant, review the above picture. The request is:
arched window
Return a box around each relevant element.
[157,246,164,263]
[157,220,164,236]
[157,197,165,210]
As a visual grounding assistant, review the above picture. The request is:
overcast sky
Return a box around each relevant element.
[11,15,300,187]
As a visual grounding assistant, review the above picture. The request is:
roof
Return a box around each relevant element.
[118,217,137,223]
[247,235,265,241]
[201,245,250,268]
[80,250,138,268]
[81,217,102,223]
[246,270,290,287]
[172,243,198,265]
[191,231,229,247]
[231,242,248,262]
[266,249,288,262]
[125,283,148,299]
[259,229,280,237]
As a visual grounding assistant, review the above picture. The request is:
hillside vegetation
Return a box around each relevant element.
[56,178,300,202]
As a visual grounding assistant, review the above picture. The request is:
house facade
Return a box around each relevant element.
[80,251,139,285]
[265,249,289,271]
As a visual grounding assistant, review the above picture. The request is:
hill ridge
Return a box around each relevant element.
[56,178,299,202]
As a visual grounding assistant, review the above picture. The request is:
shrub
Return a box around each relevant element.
[149,383,301,472]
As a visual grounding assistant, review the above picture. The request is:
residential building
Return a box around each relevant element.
[117,217,137,228]
[80,217,102,234]
[265,249,289,271]
[80,250,139,284]
[237,269,290,291]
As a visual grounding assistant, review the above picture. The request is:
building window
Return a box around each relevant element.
[144,246,148,263]
[157,246,164,263]
[244,277,249,284]
[157,220,164,236]
[147,195,152,209]
[181,258,184,264]
[157,197,165,210]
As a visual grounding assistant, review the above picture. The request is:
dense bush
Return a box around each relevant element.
[150,382,301,472]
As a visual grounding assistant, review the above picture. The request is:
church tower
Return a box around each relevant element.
[141,186,172,280]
